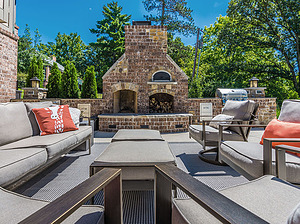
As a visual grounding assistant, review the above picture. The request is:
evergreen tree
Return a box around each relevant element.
[47,63,61,98]
[26,56,39,87]
[18,24,33,74]
[143,0,197,36]
[37,57,44,87]
[90,1,131,92]
[81,66,98,98]
[61,61,80,98]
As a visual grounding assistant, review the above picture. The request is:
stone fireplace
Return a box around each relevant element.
[99,22,191,132]
[102,22,188,114]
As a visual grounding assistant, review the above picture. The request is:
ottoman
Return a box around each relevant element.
[111,129,164,142]
[90,141,176,187]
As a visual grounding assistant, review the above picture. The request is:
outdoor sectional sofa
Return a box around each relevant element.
[0,101,92,190]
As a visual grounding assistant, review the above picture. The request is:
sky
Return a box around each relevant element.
[16,0,230,46]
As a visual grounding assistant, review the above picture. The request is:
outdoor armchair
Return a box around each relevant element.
[189,100,258,165]
[155,164,300,224]
[219,99,300,184]
[1,168,122,224]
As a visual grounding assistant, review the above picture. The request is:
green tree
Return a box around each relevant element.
[143,0,197,36]
[61,61,80,98]
[225,0,300,96]
[37,57,44,87]
[81,66,98,98]
[26,56,39,87]
[40,33,86,77]
[198,15,299,106]
[90,1,131,92]
[18,24,34,74]
[47,63,61,98]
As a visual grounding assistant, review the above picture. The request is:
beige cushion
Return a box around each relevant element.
[222,100,257,135]
[72,126,92,143]
[95,141,175,180]
[25,101,54,136]
[278,99,300,123]
[173,175,300,224]
[0,132,77,159]
[0,102,33,146]
[0,147,47,186]
[111,129,163,142]
[220,141,300,183]
[209,114,234,129]
[95,141,175,165]
[0,187,104,223]
[69,107,81,128]
[189,125,244,143]
[288,202,300,224]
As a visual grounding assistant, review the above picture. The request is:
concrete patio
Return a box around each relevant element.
[16,128,264,224]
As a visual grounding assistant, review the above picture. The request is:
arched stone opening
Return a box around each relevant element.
[113,90,137,113]
[152,71,172,82]
[149,93,174,113]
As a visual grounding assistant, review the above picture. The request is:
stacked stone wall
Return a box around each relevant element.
[250,98,277,124]
[0,27,18,103]
[98,114,191,133]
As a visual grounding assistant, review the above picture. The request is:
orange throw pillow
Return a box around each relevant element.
[260,119,300,157]
[32,105,78,136]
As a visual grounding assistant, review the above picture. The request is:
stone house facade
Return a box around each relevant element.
[0,0,18,103]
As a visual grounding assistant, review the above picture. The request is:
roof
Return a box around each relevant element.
[44,57,65,72]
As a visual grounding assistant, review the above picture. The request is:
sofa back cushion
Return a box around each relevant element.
[0,102,32,146]
[25,101,54,136]
[222,100,257,135]
[278,99,300,123]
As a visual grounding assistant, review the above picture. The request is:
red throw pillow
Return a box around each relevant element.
[260,119,300,157]
[32,105,78,136]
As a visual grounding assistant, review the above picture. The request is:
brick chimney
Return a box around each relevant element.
[125,23,168,59]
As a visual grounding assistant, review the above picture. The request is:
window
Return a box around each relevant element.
[256,90,263,94]
[152,71,171,82]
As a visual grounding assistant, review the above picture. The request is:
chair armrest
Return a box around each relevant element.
[274,145,300,180]
[219,124,267,128]
[80,116,91,126]
[201,119,245,124]
[20,168,122,224]
[155,164,267,224]
[263,138,300,176]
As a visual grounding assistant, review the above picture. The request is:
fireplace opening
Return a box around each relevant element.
[114,90,137,113]
[149,93,174,113]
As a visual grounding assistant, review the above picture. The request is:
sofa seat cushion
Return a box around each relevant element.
[189,125,244,143]
[111,129,164,142]
[173,176,300,224]
[0,187,104,223]
[0,148,47,186]
[72,126,92,143]
[0,132,77,159]
[0,102,33,146]
[220,141,300,183]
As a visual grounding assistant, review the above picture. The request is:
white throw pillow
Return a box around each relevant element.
[209,114,234,129]
[287,202,300,224]
[69,107,81,128]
